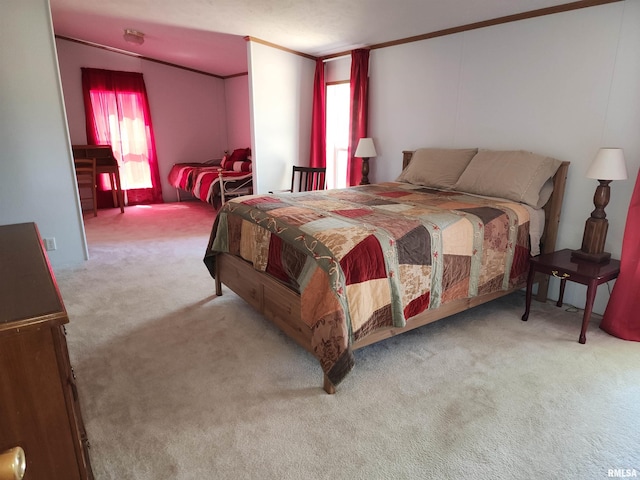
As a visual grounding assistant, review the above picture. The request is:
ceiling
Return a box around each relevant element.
[51,0,587,78]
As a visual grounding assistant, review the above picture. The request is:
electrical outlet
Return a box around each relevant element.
[43,237,57,251]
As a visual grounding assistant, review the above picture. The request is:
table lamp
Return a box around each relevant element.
[355,138,377,185]
[571,148,627,263]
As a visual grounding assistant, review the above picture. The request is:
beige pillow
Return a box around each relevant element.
[453,149,562,208]
[537,178,555,208]
[396,148,478,189]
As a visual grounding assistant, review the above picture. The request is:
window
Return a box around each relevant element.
[325,81,350,189]
[82,68,163,206]
[88,90,153,191]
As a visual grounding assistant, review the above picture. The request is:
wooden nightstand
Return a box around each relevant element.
[521,248,620,344]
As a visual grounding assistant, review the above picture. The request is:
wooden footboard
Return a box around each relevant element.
[352,286,522,350]
[216,251,523,393]
[215,252,313,355]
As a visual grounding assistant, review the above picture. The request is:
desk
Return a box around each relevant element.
[96,163,125,213]
[521,249,620,344]
[72,145,125,213]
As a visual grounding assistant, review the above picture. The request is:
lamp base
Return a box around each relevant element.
[570,249,611,263]
[573,212,610,264]
[359,158,370,185]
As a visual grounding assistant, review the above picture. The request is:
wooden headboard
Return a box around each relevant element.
[402,150,415,170]
[401,150,570,300]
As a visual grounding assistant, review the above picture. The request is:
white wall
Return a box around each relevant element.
[144,62,228,202]
[247,41,315,193]
[225,75,252,151]
[369,1,640,314]
[0,0,87,268]
[325,55,351,83]
[56,38,232,202]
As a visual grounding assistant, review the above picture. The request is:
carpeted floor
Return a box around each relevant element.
[56,202,640,480]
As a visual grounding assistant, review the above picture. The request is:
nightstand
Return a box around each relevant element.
[521,248,620,344]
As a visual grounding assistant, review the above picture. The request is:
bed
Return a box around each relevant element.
[168,148,253,208]
[204,148,570,393]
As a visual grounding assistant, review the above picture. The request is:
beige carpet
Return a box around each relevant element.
[56,202,640,480]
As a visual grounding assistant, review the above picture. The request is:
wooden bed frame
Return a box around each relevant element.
[214,151,570,393]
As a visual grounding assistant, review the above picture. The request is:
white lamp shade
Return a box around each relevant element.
[586,148,628,180]
[354,138,377,158]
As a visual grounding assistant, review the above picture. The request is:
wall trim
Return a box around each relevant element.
[57,0,623,74]
[55,35,228,79]
[244,36,317,61]
[321,0,623,60]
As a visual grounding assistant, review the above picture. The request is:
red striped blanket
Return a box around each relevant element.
[168,163,252,208]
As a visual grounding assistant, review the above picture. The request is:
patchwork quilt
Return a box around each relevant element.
[168,163,252,208]
[204,182,532,385]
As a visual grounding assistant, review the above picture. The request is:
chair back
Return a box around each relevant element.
[74,158,98,216]
[291,166,326,193]
[74,158,96,179]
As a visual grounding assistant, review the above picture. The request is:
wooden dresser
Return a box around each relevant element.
[0,223,93,479]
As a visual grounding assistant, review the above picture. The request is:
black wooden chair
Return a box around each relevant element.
[290,166,326,192]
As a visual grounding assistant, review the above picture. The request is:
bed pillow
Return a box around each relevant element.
[226,160,252,172]
[221,148,251,170]
[396,148,478,189]
[453,149,562,208]
[537,178,555,209]
[220,157,252,172]
[228,148,251,162]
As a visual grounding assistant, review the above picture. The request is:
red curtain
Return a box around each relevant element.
[600,167,640,341]
[309,59,326,168]
[347,49,370,186]
[82,68,163,206]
